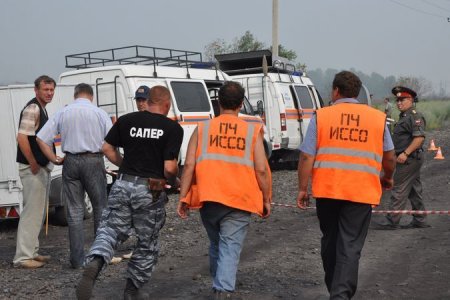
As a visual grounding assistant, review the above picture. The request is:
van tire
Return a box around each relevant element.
[52,194,93,226]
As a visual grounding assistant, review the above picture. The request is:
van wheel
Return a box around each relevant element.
[53,205,68,226]
[52,194,93,226]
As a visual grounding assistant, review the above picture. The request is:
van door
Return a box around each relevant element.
[278,84,301,149]
[292,84,317,139]
[166,79,214,165]
[95,76,129,119]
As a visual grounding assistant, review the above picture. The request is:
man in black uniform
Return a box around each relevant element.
[76,85,183,300]
[378,86,430,229]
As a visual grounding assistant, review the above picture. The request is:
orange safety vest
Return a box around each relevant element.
[184,114,265,216]
[312,103,386,205]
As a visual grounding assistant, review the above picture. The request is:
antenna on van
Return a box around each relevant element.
[215,61,220,81]
[185,53,191,79]
[262,55,268,76]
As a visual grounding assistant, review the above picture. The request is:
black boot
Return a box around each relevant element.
[123,278,149,300]
[76,256,104,300]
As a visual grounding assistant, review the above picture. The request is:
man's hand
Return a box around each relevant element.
[177,201,189,219]
[54,156,64,165]
[30,161,40,175]
[380,175,394,190]
[297,190,310,209]
[262,201,271,219]
[396,152,408,164]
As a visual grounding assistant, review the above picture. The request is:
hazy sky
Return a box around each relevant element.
[1,0,449,92]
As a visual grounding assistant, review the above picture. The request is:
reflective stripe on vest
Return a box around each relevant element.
[197,120,255,167]
[314,146,382,176]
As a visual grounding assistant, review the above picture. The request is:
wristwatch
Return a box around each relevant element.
[403,151,410,157]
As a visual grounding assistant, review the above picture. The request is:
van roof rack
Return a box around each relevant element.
[65,45,204,69]
[215,50,298,76]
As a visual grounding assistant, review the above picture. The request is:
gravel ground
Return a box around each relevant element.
[1,128,449,300]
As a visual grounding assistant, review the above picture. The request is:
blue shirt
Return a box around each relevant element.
[299,98,394,155]
[38,98,113,153]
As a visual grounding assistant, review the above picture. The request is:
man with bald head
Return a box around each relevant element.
[76,85,183,300]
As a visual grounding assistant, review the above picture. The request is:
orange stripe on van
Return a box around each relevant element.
[285,108,316,120]
[176,115,211,125]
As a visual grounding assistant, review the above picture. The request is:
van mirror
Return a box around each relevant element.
[256,100,264,116]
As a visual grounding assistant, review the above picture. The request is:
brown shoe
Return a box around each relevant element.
[34,255,51,263]
[15,259,45,269]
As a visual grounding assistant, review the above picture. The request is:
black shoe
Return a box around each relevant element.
[76,256,104,300]
[123,279,149,300]
[401,222,431,229]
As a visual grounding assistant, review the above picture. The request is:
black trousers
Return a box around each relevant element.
[316,198,372,300]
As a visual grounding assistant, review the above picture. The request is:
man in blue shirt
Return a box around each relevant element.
[37,83,112,269]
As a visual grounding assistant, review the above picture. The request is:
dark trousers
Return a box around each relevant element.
[62,153,108,268]
[388,157,426,225]
[316,198,372,300]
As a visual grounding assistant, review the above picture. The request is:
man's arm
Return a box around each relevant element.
[380,150,396,189]
[164,159,179,180]
[17,134,40,174]
[36,137,63,165]
[177,129,198,218]
[254,132,271,218]
[102,142,123,167]
[397,136,425,164]
[296,152,315,209]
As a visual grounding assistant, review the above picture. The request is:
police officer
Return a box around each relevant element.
[380,86,430,229]
[76,85,183,300]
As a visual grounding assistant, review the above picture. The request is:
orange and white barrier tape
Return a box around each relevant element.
[371,210,449,215]
[271,202,449,215]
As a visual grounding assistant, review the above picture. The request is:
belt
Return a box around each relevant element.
[65,152,103,156]
[117,173,148,185]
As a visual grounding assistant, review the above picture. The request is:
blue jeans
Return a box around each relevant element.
[62,153,108,268]
[200,202,251,292]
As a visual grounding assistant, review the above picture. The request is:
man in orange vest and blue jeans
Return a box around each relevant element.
[297,71,396,299]
[177,81,271,299]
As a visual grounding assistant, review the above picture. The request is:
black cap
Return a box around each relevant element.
[392,86,417,100]
[134,85,150,100]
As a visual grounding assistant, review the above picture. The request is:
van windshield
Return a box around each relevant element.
[293,85,315,109]
[170,82,211,112]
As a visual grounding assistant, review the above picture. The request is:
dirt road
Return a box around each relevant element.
[1,128,449,300]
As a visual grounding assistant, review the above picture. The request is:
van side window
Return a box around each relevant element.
[170,82,211,112]
[293,86,315,109]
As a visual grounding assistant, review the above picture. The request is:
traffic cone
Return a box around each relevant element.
[428,139,438,151]
[434,147,445,160]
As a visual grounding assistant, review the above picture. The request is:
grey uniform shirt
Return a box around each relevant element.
[393,107,426,154]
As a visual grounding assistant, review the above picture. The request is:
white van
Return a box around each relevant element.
[61,46,231,166]
[216,50,323,167]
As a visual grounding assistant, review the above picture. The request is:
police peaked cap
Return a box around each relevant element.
[391,86,417,100]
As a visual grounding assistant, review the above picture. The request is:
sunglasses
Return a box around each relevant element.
[396,97,409,102]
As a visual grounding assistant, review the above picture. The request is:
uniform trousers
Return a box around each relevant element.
[62,153,108,268]
[13,164,50,264]
[200,202,251,292]
[388,157,427,225]
[85,177,166,288]
[316,198,372,300]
